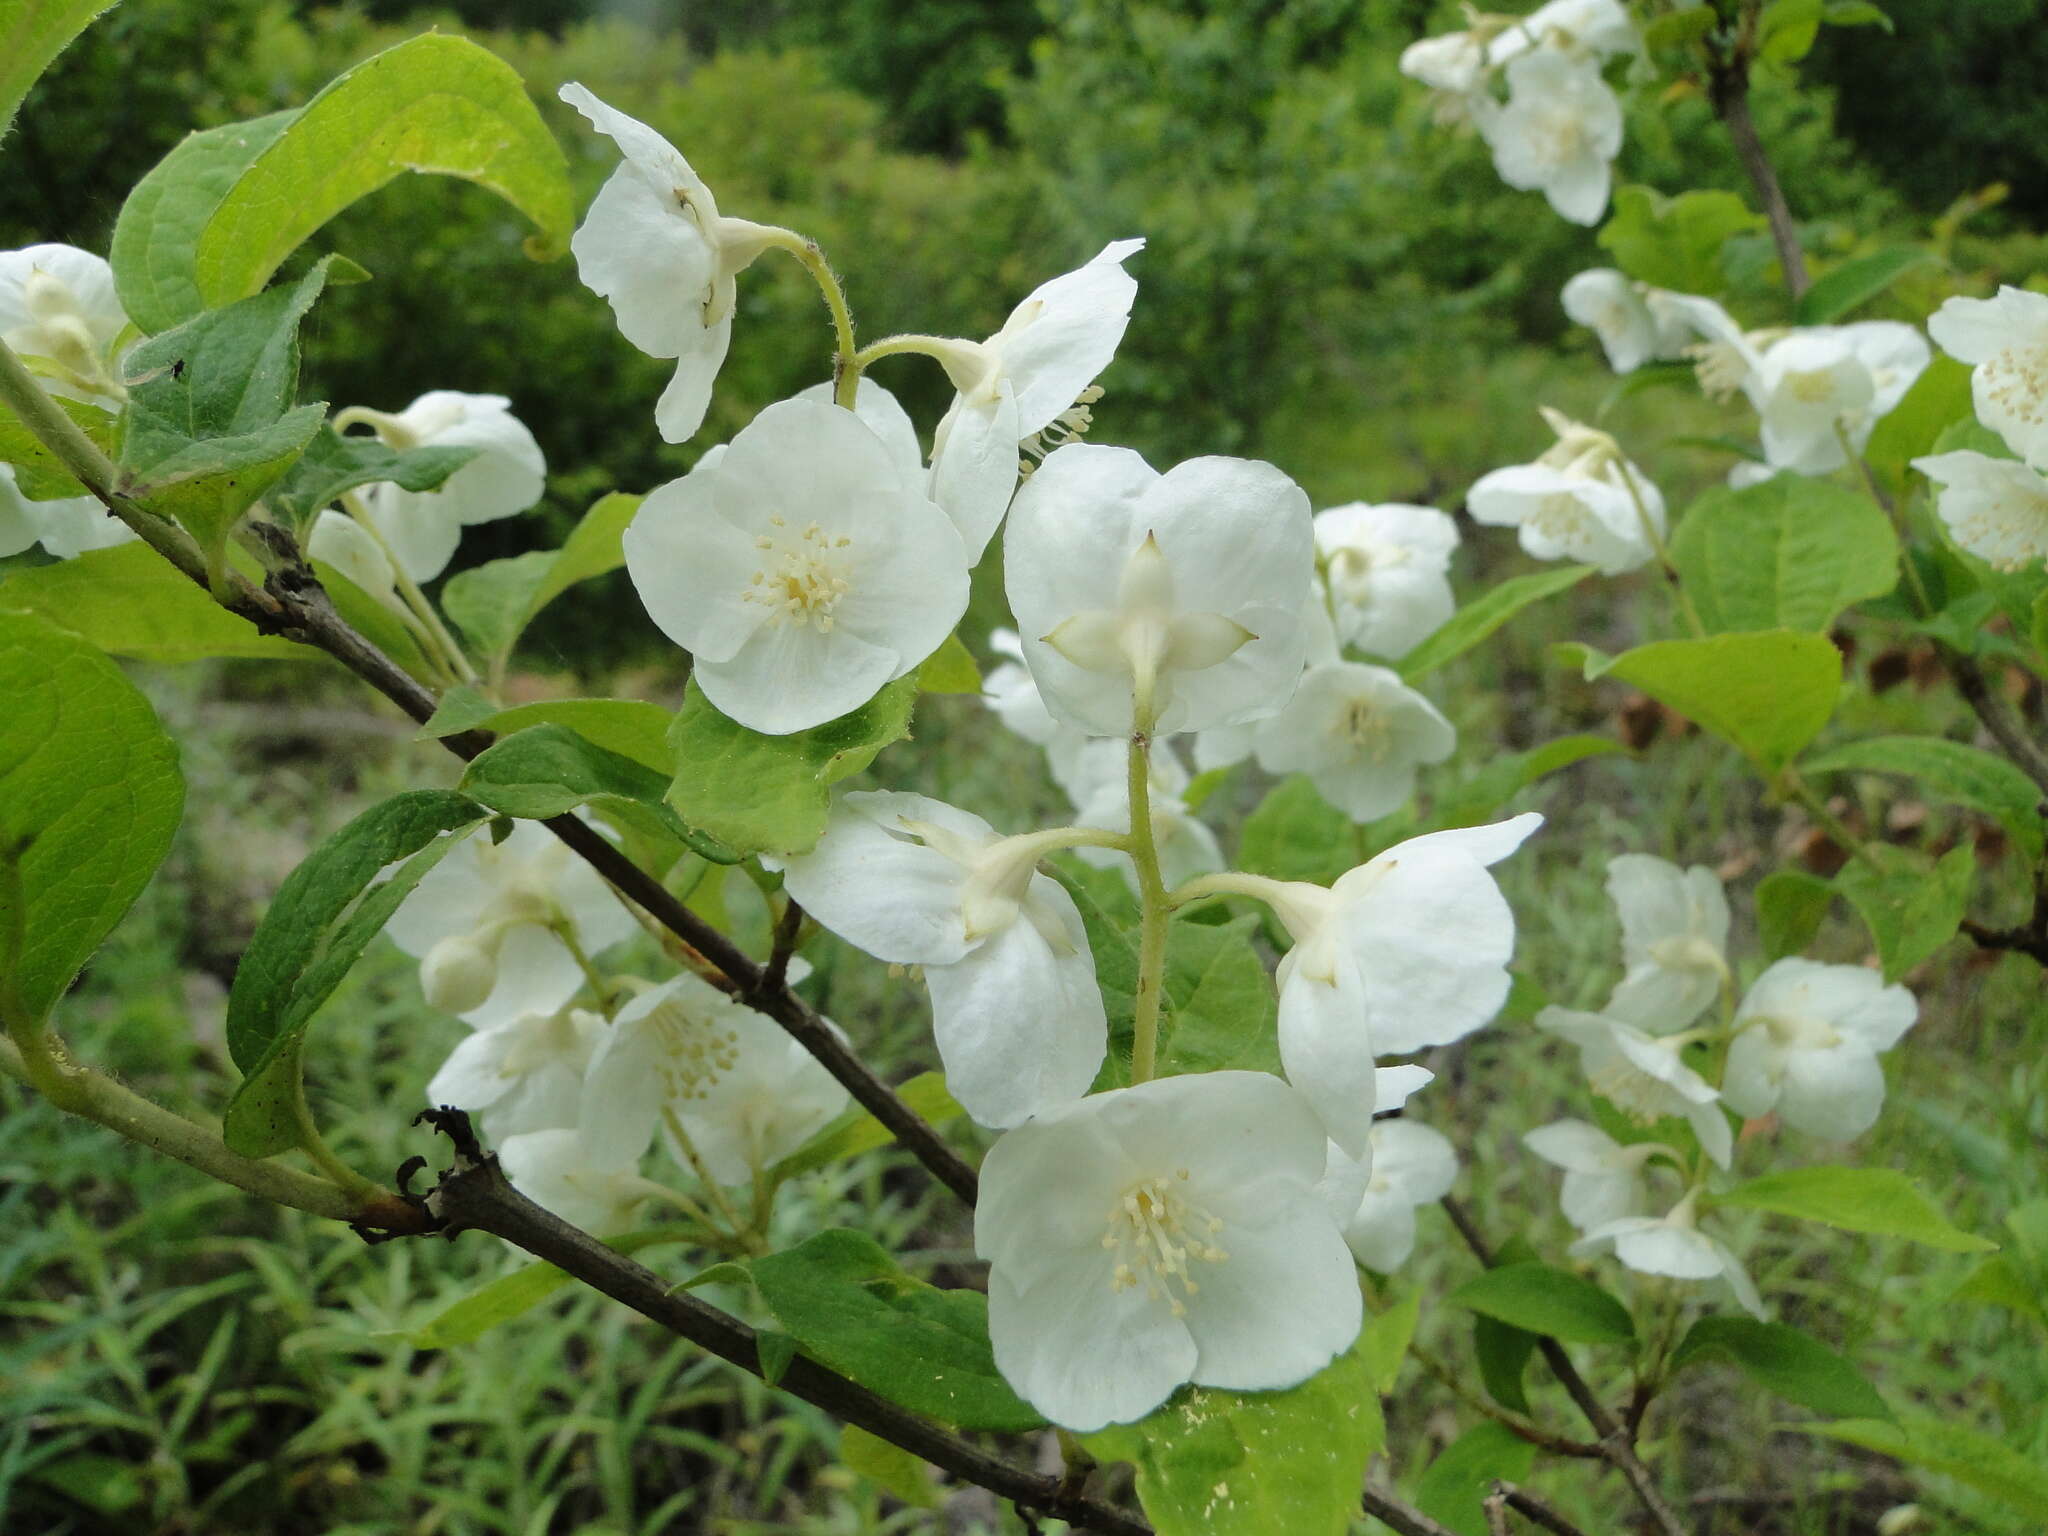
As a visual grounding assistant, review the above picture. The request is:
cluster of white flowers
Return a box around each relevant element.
[1529,854,1917,1316]
[1913,287,2048,571]
[1471,405,1667,574]
[1403,0,1641,226]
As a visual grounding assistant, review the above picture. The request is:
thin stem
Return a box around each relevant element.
[762,896,805,995]
[660,1106,753,1249]
[340,491,480,687]
[1361,1487,1459,1536]
[759,230,860,407]
[0,1035,425,1229]
[425,1142,1148,1536]
[1125,734,1171,1085]
[1494,1483,1592,1536]
[1616,460,1704,637]
[1407,1337,1604,1458]
[852,332,971,372]
[552,918,620,1020]
[287,1049,381,1199]
[1783,769,1880,866]
[1709,60,1808,299]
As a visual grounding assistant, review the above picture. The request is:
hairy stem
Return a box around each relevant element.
[762,231,860,407]
[1125,734,1171,1084]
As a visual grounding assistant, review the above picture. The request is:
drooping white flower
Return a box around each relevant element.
[1468,408,1665,575]
[337,391,546,582]
[1525,1118,1669,1233]
[1603,854,1730,1029]
[924,240,1145,560]
[1747,323,1929,475]
[1535,1005,1732,1167]
[0,465,133,559]
[1573,1188,1764,1318]
[306,508,403,612]
[1723,958,1916,1141]
[975,1071,1362,1432]
[1562,269,1694,375]
[1066,738,1225,893]
[579,972,849,1184]
[982,627,1095,799]
[498,1127,659,1237]
[1253,662,1456,822]
[1654,292,1769,402]
[1005,443,1314,736]
[1400,30,1489,98]
[1927,286,2048,469]
[1487,0,1641,66]
[1319,1118,1459,1272]
[1219,815,1540,1156]
[769,791,1104,1129]
[1313,502,1459,660]
[426,1006,605,1140]
[386,819,637,1029]
[1911,450,2048,572]
[1475,49,1623,227]
[0,243,130,406]
[623,395,969,735]
[560,84,788,443]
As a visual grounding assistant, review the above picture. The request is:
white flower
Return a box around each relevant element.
[1476,49,1623,227]
[579,972,848,1183]
[1240,815,1540,1156]
[1535,1005,1732,1167]
[975,1071,1362,1432]
[0,243,130,406]
[386,819,637,1029]
[1562,269,1693,375]
[306,508,401,610]
[1654,292,1768,402]
[1723,958,1916,1141]
[338,391,547,582]
[499,1127,658,1237]
[1911,449,2048,572]
[926,240,1145,561]
[1005,442,1314,736]
[1314,502,1458,659]
[1525,1118,1668,1233]
[1400,30,1489,97]
[1067,738,1225,893]
[982,627,1095,799]
[1189,576,1341,773]
[560,84,787,443]
[1604,854,1730,1029]
[426,1006,604,1140]
[1468,408,1665,575]
[1573,1188,1764,1318]
[1747,323,1929,475]
[1926,286,2048,469]
[1320,1118,1459,1272]
[1253,662,1456,822]
[1487,0,1641,65]
[769,791,1104,1129]
[0,464,133,559]
[623,395,969,735]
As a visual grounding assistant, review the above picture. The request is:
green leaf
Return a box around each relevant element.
[665,677,917,859]
[1795,247,1930,326]
[1865,356,1971,498]
[263,425,478,534]
[418,690,674,775]
[1950,1256,2047,1330]
[1556,631,1841,776]
[1758,0,1824,62]
[1400,565,1595,682]
[1832,843,1974,980]
[1446,1261,1635,1345]
[529,491,641,618]
[1472,1315,1538,1415]
[916,631,982,694]
[459,722,730,863]
[1431,734,1625,829]
[1054,858,1140,1064]
[440,492,642,669]
[1671,1316,1892,1420]
[1412,1422,1537,1536]
[1667,478,1898,632]
[0,0,117,138]
[1361,1289,1420,1396]
[223,790,485,1156]
[0,394,115,499]
[749,1229,1044,1432]
[766,1070,965,1182]
[313,558,433,679]
[1238,775,1355,886]
[1160,915,1282,1077]
[1793,1418,2048,1518]
[840,1425,941,1508]
[1597,186,1765,294]
[112,37,573,333]
[0,611,184,1026]
[407,1226,706,1348]
[755,1328,799,1386]
[1821,0,1892,30]
[1713,1166,1996,1253]
[1642,8,1717,49]
[0,541,313,661]
[1084,1342,1383,1536]
[116,260,342,562]
[1804,735,2044,861]
[1755,868,1834,960]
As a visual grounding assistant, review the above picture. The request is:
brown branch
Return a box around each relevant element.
[1362,1486,1459,1536]
[1439,1196,1686,1536]
[424,1132,1141,1535]
[763,895,806,994]
[1707,57,1808,299]
[1495,1482,1591,1536]
[1942,646,2048,801]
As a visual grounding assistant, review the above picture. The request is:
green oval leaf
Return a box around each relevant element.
[0,542,314,662]
[1671,1316,1892,1421]
[0,611,184,1026]
[1832,843,1974,980]
[1413,1422,1537,1536]
[1597,185,1765,295]
[1668,478,1898,633]
[0,0,117,139]
[1795,246,1932,326]
[1400,564,1595,682]
[1793,1417,2048,1518]
[1712,1166,1996,1253]
[1446,1261,1636,1344]
[1804,734,2045,861]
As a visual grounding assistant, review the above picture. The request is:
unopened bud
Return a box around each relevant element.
[1875,1507,1927,1536]
[421,933,499,1015]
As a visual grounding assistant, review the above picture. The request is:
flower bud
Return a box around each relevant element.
[421,933,499,1015]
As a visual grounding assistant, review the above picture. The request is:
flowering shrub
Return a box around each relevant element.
[3,4,2045,1533]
